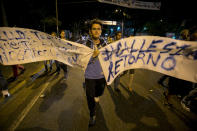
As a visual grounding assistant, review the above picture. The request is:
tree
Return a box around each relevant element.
[144,19,180,36]
[40,17,62,33]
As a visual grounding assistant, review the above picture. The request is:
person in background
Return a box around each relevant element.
[43,32,56,73]
[0,69,10,98]
[158,75,193,106]
[107,36,113,44]
[11,64,25,81]
[55,30,68,79]
[51,31,56,37]
[158,28,192,107]
[44,60,52,73]
[181,26,197,112]
[113,31,122,92]
[114,31,122,41]
[179,29,190,40]
[78,19,107,127]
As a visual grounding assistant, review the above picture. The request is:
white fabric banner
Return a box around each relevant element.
[1,27,197,85]
[0,27,92,71]
[98,36,197,85]
[97,0,161,10]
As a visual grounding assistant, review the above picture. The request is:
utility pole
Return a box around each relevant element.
[121,20,124,36]
[56,0,59,36]
[1,0,8,26]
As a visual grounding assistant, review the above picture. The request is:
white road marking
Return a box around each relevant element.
[9,77,53,131]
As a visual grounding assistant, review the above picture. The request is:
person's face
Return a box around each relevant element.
[116,33,122,40]
[181,30,189,40]
[51,32,56,37]
[90,23,102,39]
[60,31,65,38]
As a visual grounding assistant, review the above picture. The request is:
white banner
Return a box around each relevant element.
[97,0,161,10]
[131,0,161,10]
[99,36,197,85]
[1,27,197,85]
[0,27,92,71]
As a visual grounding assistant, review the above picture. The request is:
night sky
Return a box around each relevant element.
[1,0,196,32]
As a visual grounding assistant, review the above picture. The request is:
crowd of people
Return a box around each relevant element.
[0,19,197,127]
[158,26,197,112]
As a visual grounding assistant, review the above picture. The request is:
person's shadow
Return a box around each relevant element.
[88,104,110,131]
[57,91,109,131]
[107,86,175,131]
[56,95,110,131]
[16,126,51,131]
[39,77,67,112]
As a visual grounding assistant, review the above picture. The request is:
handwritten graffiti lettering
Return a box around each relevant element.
[146,53,161,66]
[116,42,124,57]
[160,42,176,53]
[130,39,138,53]
[15,30,26,40]
[0,27,92,70]
[103,39,182,82]
[102,45,113,61]
[172,45,191,55]
[115,58,123,75]
[161,56,176,71]
[0,30,26,41]
[128,54,135,65]
[99,36,197,85]
[72,54,79,62]
[107,61,114,82]
[146,39,163,52]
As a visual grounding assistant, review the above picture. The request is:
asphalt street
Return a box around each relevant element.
[0,61,197,131]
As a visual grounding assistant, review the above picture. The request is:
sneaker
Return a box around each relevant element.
[2,90,10,97]
[40,94,45,98]
[89,115,96,127]
[94,97,99,102]
[3,93,10,98]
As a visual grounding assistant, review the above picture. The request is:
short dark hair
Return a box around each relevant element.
[115,31,122,36]
[60,30,65,33]
[89,19,103,30]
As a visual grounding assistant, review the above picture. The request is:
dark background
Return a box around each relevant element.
[1,0,196,36]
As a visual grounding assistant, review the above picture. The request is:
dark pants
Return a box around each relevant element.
[0,70,8,91]
[159,75,193,100]
[85,78,106,116]
[44,60,53,71]
[168,77,193,96]
[114,76,120,89]
[12,65,24,77]
[55,61,67,73]
[182,88,197,112]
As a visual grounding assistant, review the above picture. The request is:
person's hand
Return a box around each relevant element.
[92,49,100,58]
